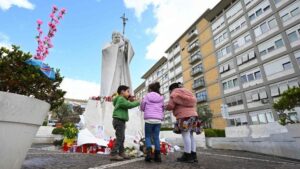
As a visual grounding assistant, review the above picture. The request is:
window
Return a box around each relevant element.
[270,79,299,97]
[254,71,261,79]
[251,115,259,124]
[250,110,274,124]
[258,113,267,124]
[245,35,251,42]
[279,1,300,25]
[291,7,300,17]
[214,30,229,45]
[288,31,298,42]
[282,61,292,70]
[237,50,256,66]
[244,0,259,8]
[275,39,284,48]
[229,17,247,37]
[268,19,277,29]
[212,16,225,34]
[188,40,199,52]
[241,69,262,84]
[286,24,300,46]
[223,77,239,90]
[247,74,255,81]
[266,112,275,123]
[264,56,293,78]
[219,60,234,74]
[226,2,242,22]
[190,51,201,63]
[248,0,271,23]
[245,88,268,103]
[194,78,205,85]
[258,35,285,59]
[226,94,243,107]
[196,91,207,102]
[232,32,251,51]
[216,45,232,60]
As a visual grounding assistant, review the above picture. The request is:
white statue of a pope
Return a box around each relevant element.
[101,32,134,96]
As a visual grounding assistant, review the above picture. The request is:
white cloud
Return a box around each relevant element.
[0,0,35,11]
[0,32,12,49]
[60,78,100,100]
[123,0,220,60]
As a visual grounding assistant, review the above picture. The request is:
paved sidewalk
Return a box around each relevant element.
[22,146,300,169]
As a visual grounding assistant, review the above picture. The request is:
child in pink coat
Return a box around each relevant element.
[166,82,201,163]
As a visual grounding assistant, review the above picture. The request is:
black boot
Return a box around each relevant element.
[191,151,198,163]
[177,152,194,163]
[154,150,162,162]
[145,148,152,162]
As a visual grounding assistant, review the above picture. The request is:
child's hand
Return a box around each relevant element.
[128,95,136,102]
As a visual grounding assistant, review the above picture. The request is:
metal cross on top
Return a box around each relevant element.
[120,13,128,35]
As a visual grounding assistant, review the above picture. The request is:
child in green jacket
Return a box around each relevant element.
[110,85,140,161]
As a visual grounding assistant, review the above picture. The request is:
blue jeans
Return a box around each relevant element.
[145,123,161,151]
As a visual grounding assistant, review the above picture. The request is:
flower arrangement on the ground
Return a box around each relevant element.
[90,96,113,102]
[62,123,79,148]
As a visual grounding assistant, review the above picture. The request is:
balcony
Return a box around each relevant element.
[188,41,200,53]
[191,67,203,76]
[189,52,201,64]
[186,30,198,42]
[192,81,205,90]
[196,96,207,103]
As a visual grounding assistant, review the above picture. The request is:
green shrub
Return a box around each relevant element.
[63,122,76,129]
[0,46,65,110]
[42,121,48,126]
[214,129,226,137]
[204,128,225,137]
[160,127,173,131]
[204,129,217,137]
[53,139,63,146]
[52,127,65,135]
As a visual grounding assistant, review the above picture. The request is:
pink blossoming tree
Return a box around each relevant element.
[34,5,66,60]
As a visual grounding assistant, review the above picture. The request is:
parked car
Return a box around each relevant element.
[48,120,58,127]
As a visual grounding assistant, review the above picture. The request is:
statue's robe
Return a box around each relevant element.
[100,40,134,96]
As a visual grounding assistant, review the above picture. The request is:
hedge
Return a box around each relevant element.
[52,127,65,135]
[204,129,225,137]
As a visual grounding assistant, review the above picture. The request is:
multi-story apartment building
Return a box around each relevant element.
[208,0,300,126]
[165,11,228,129]
[135,0,300,129]
[134,82,146,100]
[136,56,179,127]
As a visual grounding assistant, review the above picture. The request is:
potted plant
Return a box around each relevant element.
[0,6,66,169]
[62,123,79,149]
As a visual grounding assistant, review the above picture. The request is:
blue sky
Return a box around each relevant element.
[0,0,219,99]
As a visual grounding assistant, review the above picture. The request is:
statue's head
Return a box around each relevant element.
[112,31,122,44]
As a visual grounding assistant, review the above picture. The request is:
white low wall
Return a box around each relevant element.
[160,131,206,148]
[225,123,289,138]
[33,126,55,144]
[208,124,300,160]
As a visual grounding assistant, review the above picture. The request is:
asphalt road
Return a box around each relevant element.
[22,147,300,169]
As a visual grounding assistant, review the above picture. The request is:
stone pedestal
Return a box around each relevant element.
[82,100,144,146]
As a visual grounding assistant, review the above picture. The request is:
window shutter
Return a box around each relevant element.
[271,87,280,97]
[259,91,268,99]
[252,93,260,101]
[248,51,256,60]
[279,84,288,94]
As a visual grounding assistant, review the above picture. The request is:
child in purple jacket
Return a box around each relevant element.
[140,82,164,162]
